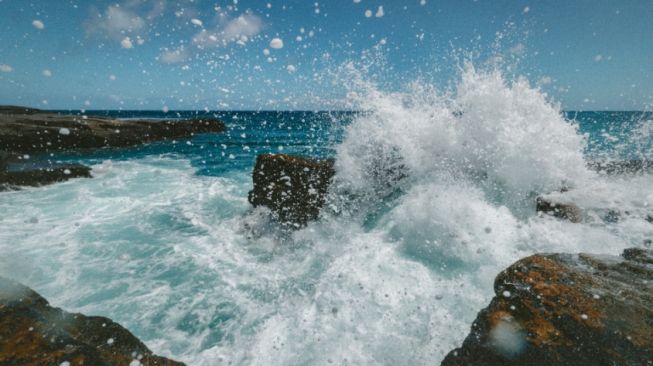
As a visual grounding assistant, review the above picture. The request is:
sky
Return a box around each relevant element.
[0,0,651,110]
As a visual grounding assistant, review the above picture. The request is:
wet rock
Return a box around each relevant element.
[441,248,653,366]
[0,276,184,366]
[0,106,225,154]
[588,160,653,175]
[0,150,9,172]
[536,197,583,223]
[248,154,335,226]
[0,164,92,191]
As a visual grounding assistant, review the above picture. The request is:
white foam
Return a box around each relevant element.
[0,63,651,366]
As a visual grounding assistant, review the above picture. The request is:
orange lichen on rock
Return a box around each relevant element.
[441,248,653,366]
[0,276,184,366]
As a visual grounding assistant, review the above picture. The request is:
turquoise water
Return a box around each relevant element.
[1,69,652,365]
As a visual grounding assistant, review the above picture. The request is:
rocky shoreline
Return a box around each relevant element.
[246,153,652,364]
[3,120,652,364]
[0,276,184,366]
[0,105,225,190]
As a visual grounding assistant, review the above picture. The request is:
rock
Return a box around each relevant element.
[588,160,653,175]
[0,106,225,154]
[248,154,335,226]
[0,151,9,172]
[441,248,653,366]
[0,276,184,366]
[536,197,583,223]
[0,163,92,191]
[0,105,41,114]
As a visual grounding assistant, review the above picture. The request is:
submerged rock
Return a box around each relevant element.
[0,276,184,366]
[0,105,225,154]
[248,154,335,226]
[536,197,583,223]
[441,248,653,366]
[0,163,92,191]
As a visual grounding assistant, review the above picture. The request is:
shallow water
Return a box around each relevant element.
[1,67,652,365]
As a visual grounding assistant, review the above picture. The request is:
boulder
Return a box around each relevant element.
[0,163,92,191]
[0,106,225,154]
[441,248,653,366]
[0,276,184,366]
[248,154,335,226]
[536,197,582,223]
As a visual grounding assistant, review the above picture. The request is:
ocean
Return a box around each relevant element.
[1,68,652,365]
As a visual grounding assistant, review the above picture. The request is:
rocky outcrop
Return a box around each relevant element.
[0,163,92,191]
[0,276,184,366]
[588,160,653,175]
[0,106,225,154]
[536,197,583,223]
[441,248,653,366]
[248,154,335,226]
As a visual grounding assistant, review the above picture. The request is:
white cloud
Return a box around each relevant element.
[191,18,203,27]
[375,6,384,17]
[159,12,264,64]
[42,69,52,77]
[85,2,160,47]
[32,20,45,30]
[0,64,12,73]
[160,47,190,64]
[121,37,134,49]
[192,13,263,49]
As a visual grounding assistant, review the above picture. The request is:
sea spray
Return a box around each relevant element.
[0,66,651,365]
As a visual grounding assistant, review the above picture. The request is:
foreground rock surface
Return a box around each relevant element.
[248,154,335,225]
[0,276,184,366]
[441,248,653,366]
[0,106,225,153]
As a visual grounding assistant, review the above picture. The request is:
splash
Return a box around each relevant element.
[1,65,651,366]
[333,62,591,219]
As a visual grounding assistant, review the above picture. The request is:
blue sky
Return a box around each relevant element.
[0,0,651,110]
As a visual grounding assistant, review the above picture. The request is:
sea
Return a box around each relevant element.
[1,67,652,365]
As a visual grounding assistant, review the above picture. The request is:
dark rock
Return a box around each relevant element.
[0,164,92,191]
[588,160,653,175]
[0,276,184,366]
[441,248,653,366]
[248,154,335,226]
[536,197,583,223]
[0,151,9,172]
[604,209,621,223]
[0,105,42,114]
[0,106,225,154]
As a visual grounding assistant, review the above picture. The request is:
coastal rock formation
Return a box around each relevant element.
[588,160,653,175]
[536,197,583,223]
[0,276,184,366]
[0,163,92,191]
[441,248,653,366]
[0,106,225,154]
[248,154,335,226]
